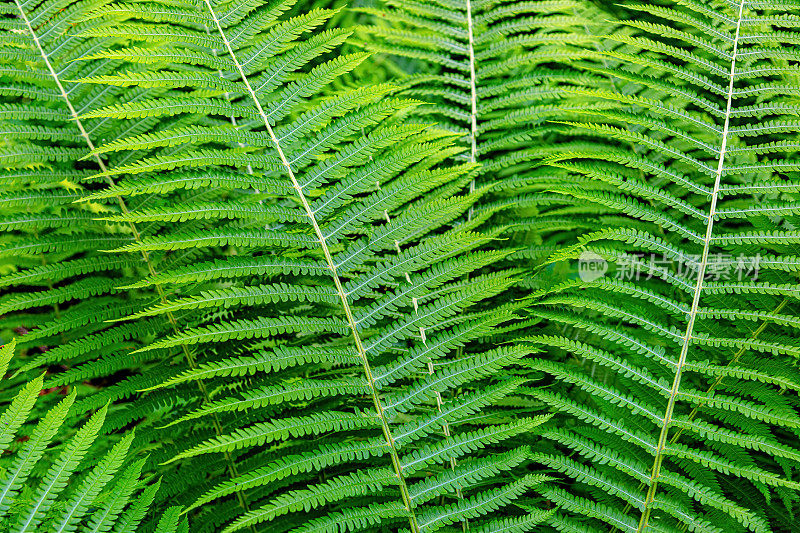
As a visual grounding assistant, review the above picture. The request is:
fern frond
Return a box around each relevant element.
[0,346,166,532]
[71,0,548,529]
[528,0,800,530]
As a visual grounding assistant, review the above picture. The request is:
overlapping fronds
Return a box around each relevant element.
[526,0,800,531]
[358,0,609,248]
[0,0,181,411]
[0,340,182,533]
[4,0,800,530]
[64,0,554,530]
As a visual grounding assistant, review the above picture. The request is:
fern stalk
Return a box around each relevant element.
[637,0,746,529]
[616,297,791,531]
[465,0,478,222]
[199,1,422,529]
[671,298,789,444]
[10,0,252,519]
[455,0,477,525]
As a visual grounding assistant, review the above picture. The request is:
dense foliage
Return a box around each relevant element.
[1,0,799,531]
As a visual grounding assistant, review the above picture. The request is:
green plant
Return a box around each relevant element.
[0,0,184,427]
[525,0,800,531]
[1,0,800,531]
[357,0,602,247]
[4,0,559,530]
[0,341,184,533]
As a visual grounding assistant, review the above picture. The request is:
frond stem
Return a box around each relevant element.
[636,2,745,530]
[12,1,250,520]
[671,298,788,444]
[200,3,421,530]
[453,4,479,526]
[465,0,478,221]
